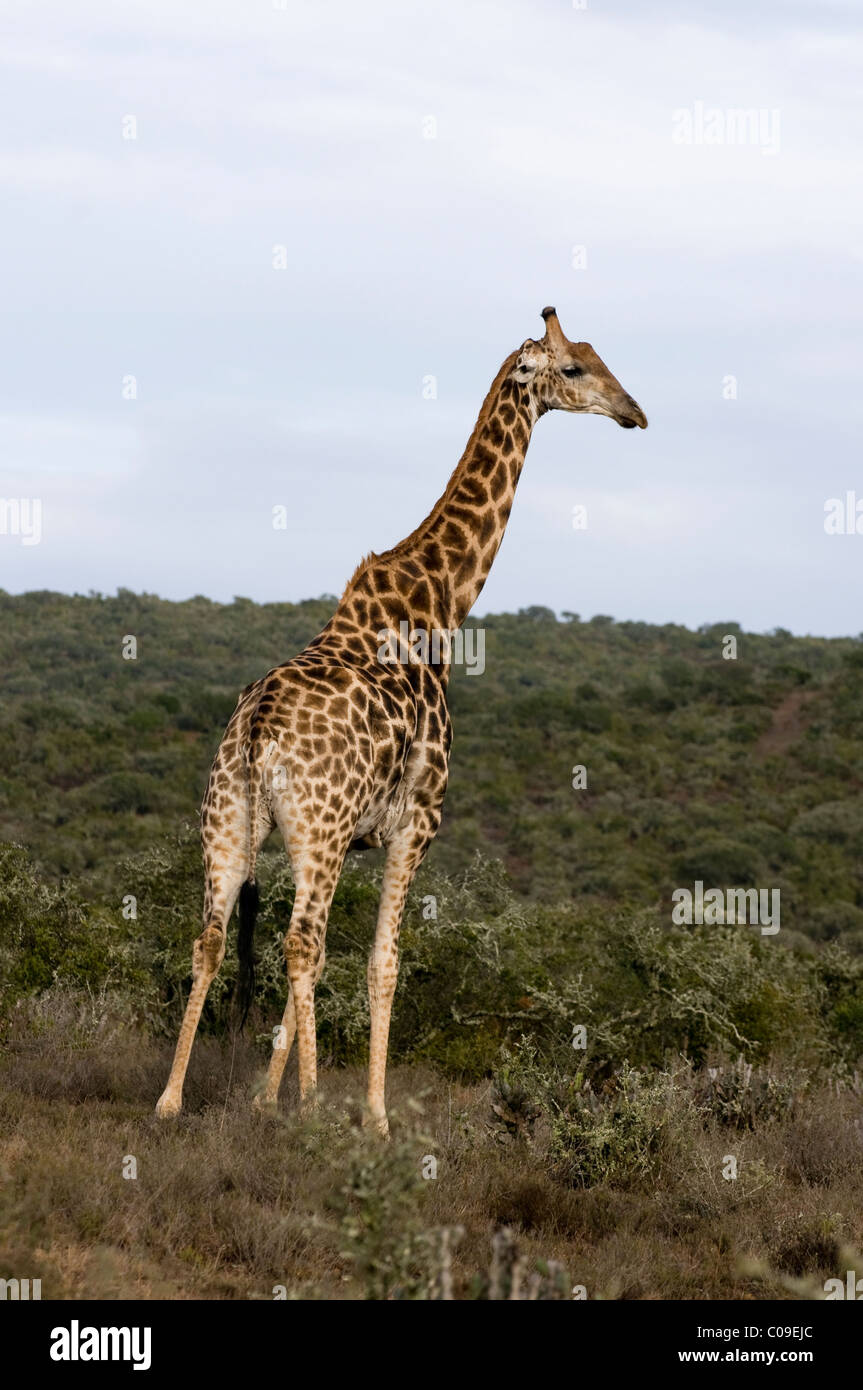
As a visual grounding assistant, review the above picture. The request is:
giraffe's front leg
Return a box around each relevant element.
[266,807,352,1118]
[366,934,398,1138]
[253,945,326,1112]
[253,986,296,1112]
[365,833,428,1138]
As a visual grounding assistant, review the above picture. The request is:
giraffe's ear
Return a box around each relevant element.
[513,342,548,381]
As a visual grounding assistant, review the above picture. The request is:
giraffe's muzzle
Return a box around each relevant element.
[615,396,648,429]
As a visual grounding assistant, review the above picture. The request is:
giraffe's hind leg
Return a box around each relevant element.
[155,868,241,1118]
[156,797,270,1118]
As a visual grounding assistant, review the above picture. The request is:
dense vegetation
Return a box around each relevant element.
[2,589,863,948]
[1,589,862,1299]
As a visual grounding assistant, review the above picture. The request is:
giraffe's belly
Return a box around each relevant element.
[349,726,450,851]
[351,778,412,848]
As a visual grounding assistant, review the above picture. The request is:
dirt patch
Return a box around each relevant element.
[754,689,813,762]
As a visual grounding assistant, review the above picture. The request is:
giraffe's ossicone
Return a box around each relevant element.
[155,307,647,1135]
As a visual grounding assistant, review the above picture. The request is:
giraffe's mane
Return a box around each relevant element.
[341,550,380,598]
[339,347,520,602]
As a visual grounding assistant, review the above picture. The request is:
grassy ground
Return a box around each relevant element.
[2,1027,862,1301]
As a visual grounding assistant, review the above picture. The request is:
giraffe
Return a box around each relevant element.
[155,306,647,1135]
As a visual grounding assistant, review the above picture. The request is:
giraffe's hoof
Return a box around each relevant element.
[297,1084,319,1113]
[252,1093,278,1115]
[363,1110,390,1140]
[155,1091,182,1119]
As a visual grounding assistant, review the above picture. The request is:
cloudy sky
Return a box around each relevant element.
[2,0,861,634]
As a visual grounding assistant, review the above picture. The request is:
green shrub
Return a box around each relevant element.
[0,845,109,1001]
[492,1048,698,1189]
[792,801,863,854]
[674,837,768,887]
[1,836,860,1082]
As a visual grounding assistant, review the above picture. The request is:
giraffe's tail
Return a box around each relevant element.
[233,880,259,1031]
[233,734,266,1030]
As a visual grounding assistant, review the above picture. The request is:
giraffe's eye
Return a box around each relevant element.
[561,365,584,378]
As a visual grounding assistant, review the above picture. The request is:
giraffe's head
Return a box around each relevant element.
[512,306,647,428]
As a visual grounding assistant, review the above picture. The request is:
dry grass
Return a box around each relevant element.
[2,1020,863,1301]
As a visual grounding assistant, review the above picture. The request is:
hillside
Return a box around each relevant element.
[1,589,862,953]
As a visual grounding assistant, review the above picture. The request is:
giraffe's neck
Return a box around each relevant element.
[390,354,540,631]
[322,354,543,671]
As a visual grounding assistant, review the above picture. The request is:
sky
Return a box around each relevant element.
[1,0,862,634]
